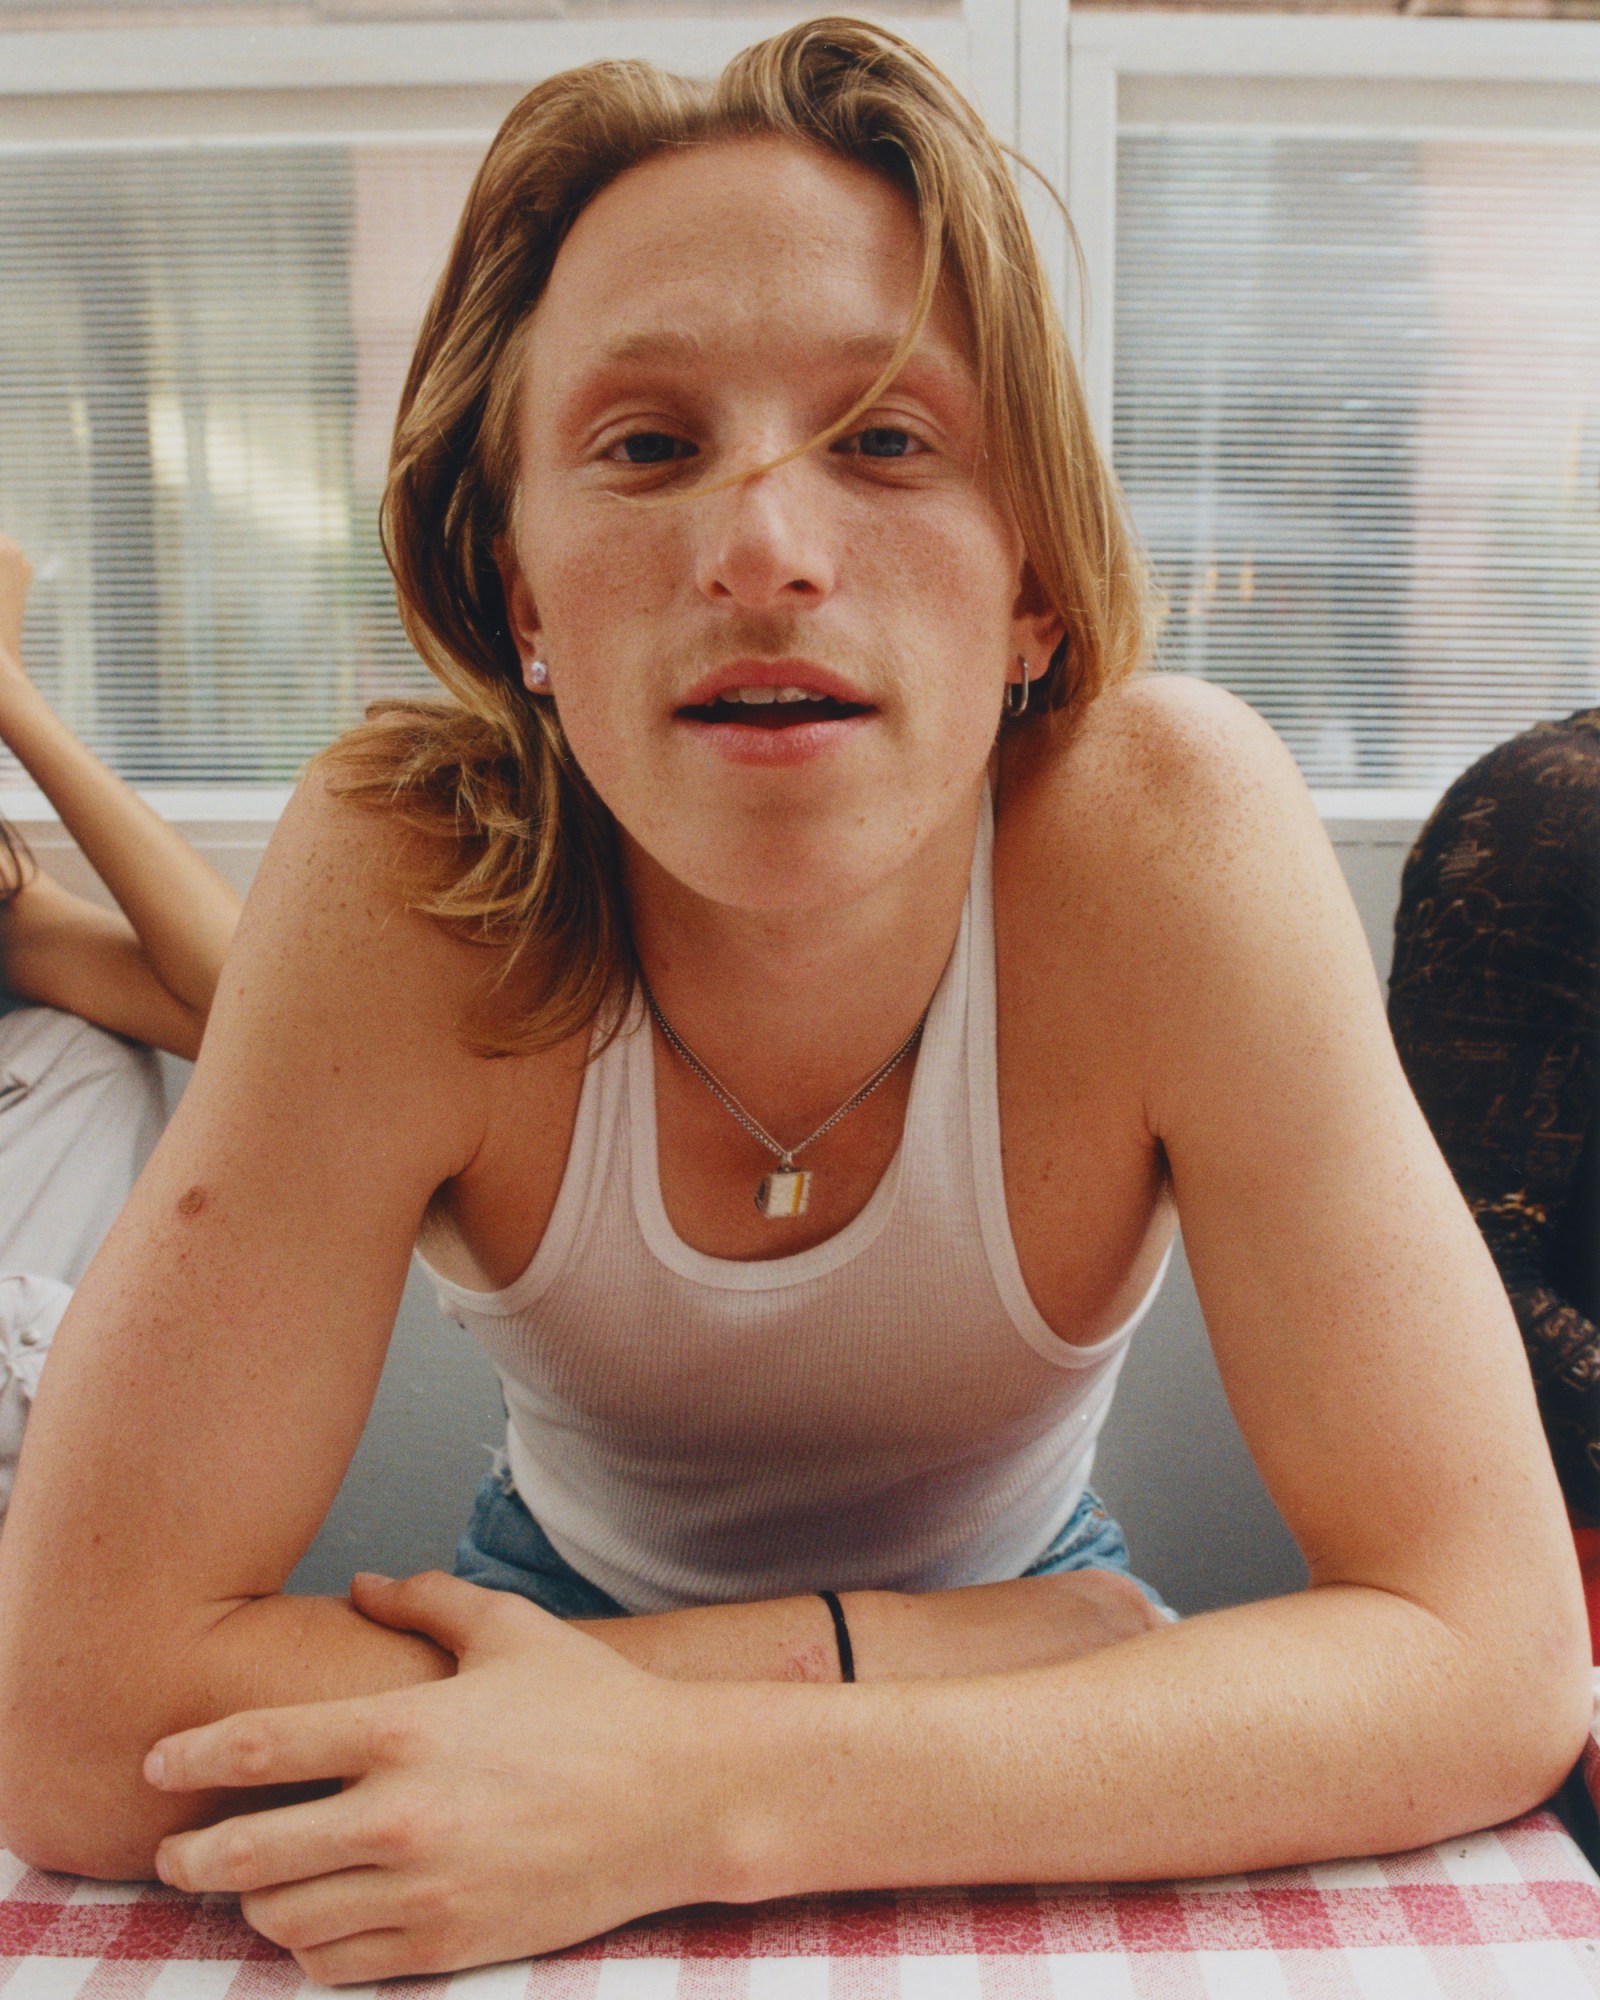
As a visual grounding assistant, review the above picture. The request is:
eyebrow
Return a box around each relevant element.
[548,322,978,450]
[594,326,707,366]
[590,326,955,373]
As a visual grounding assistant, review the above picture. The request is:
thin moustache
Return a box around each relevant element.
[676,658,876,709]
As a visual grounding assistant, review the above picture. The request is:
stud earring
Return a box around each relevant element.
[1003,656,1031,718]
[525,658,550,692]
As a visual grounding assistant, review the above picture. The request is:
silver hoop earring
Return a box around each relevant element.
[525,658,550,692]
[1004,657,1031,718]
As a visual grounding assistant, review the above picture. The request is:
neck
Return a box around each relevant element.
[622,779,984,1117]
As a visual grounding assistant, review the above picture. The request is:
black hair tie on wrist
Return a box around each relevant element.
[818,1589,856,1683]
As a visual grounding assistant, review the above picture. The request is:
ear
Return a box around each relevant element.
[1008,560,1066,688]
[495,539,544,684]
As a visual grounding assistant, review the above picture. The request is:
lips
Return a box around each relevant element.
[681,693,868,730]
[675,659,875,732]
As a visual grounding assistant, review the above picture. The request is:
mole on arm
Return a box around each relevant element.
[176,1186,208,1218]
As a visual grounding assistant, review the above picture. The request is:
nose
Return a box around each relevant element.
[693,460,836,611]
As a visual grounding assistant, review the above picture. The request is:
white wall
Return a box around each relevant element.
[16,810,1420,1614]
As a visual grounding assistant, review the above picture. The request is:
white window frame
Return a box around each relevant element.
[8,7,1599,833]
[1066,11,1600,828]
[0,0,1068,830]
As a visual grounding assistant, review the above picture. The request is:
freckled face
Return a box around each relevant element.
[508,136,1035,914]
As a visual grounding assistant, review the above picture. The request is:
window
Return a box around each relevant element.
[0,0,1007,806]
[1070,15,1600,806]
[0,140,483,784]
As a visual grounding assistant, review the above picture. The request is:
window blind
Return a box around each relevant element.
[1113,131,1600,794]
[7,123,1597,796]
[0,139,482,786]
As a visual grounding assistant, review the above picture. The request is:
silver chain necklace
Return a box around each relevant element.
[641,981,928,1219]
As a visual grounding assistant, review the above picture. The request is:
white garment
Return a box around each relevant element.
[0,1004,165,1285]
[0,1005,165,1522]
[0,1271,73,1516]
[422,796,1170,1615]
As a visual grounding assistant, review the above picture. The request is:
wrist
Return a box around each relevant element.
[575,1593,902,1684]
[834,1589,924,1682]
[679,1677,814,1904]
[684,1670,912,1907]
[0,668,75,782]
[569,1613,651,1669]
[0,659,42,724]
[817,1590,855,1682]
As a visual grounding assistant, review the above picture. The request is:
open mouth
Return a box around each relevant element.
[678,688,873,730]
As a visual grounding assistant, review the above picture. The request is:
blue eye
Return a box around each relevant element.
[857,427,913,458]
[616,432,695,465]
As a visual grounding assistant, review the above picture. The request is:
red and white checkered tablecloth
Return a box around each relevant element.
[2,1811,1599,2000]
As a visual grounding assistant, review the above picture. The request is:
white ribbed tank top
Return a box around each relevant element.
[421,793,1170,1614]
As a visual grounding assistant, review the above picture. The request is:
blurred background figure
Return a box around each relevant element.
[1389,708,1600,1654]
[0,530,242,1514]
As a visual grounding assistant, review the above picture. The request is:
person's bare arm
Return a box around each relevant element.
[129,681,1591,1985]
[0,535,240,1057]
[0,770,488,1875]
[0,762,1158,1885]
[707,680,1592,1895]
[569,1565,1161,1684]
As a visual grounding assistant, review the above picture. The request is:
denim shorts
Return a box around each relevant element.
[453,1455,1173,1620]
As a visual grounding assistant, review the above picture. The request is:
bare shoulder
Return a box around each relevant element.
[186,763,521,1184]
[233,761,491,1035]
[1000,672,1314,872]
[994,675,1374,1115]
[998,672,1346,935]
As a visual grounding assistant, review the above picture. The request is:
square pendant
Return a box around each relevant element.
[756,1169,812,1218]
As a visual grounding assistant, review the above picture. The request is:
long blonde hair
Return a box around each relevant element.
[323,15,1153,1055]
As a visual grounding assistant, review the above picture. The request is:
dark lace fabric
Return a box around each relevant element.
[1389,709,1600,1522]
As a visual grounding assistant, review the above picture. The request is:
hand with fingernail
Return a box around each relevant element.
[145,1570,720,1984]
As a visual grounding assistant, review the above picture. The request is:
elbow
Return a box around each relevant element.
[1511,1637,1593,1815]
[1521,1559,1593,1792]
[0,1800,157,1886]
[0,1682,168,1882]
[1455,1585,1594,1832]
[0,1761,167,1884]
[161,1005,207,1063]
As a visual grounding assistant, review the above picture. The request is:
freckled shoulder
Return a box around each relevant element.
[992,673,1333,1035]
[254,762,525,1045]
[1000,674,1301,855]
[998,673,1323,903]
[189,764,559,1202]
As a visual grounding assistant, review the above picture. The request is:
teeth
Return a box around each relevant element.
[728,684,820,708]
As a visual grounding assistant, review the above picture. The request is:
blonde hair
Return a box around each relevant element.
[323,14,1153,1054]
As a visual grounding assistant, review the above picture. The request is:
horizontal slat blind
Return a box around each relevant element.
[1114,131,1600,792]
[0,1,952,20]
[0,139,482,784]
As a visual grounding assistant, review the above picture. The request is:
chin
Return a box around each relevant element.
[628,797,918,916]
[676,837,898,916]
[610,752,988,914]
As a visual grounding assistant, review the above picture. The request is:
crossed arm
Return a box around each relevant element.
[0,681,1588,1984]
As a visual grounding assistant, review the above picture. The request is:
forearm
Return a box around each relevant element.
[575,1591,871,1683]
[23,1578,1088,1878]
[3,1590,451,1880]
[702,1583,1592,1905]
[575,1571,1160,1685]
[0,673,240,1008]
